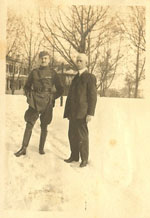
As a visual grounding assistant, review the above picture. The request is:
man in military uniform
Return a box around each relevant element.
[14,51,64,157]
[64,53,97,167]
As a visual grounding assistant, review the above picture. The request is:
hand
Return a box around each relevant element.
[86,115,93,123]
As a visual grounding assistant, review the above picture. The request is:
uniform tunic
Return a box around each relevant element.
[24,66,63,127]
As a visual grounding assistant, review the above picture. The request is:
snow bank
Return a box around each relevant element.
[2,95,150,218]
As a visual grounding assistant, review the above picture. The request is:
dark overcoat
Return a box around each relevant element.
[24,66,63,112]
[64,70,97,119]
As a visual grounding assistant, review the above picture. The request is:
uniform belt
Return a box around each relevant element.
[33,87,52,92]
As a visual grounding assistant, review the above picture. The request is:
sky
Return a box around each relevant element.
[7,0,144,17]
[6,1,146,90]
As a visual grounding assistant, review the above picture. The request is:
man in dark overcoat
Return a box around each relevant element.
[14,51,64,157]
[64,53,97,167]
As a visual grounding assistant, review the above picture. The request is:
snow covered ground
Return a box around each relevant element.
[1,95,150,218]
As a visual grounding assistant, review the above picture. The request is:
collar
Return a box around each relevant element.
[39,65,49,70]
[78,68,87,76]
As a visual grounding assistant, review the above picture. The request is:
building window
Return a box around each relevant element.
[9,64,13,73]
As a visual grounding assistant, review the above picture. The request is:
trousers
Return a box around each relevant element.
[21,104,53,149]
[68,118,89,161]
[24,104,53,129]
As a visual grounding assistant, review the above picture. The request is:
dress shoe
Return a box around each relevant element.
[80,160,88,167]
[64,157,79,163]
[14,147,26,157]
[39,149,45,155]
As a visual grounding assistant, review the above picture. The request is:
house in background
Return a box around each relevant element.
[6,55,28,94]
[6,55,76,96]
[57,68,76,96]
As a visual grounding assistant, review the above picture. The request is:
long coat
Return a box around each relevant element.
[24,66,64,112]
[64,70,97,119]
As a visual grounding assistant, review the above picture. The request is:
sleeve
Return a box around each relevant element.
[87,74,97,116]
[24,71,33,93]
[63,83,73,118]
[53,72,64,99]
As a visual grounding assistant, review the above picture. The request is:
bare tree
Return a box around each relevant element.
[7,10,45,94]
[6,9,24,94]
[39,6,111,71]
[21,15,44,73]
[118,6,146,98]
[124,73,135,98]
[96,36,123,96]
[7,9,23,56]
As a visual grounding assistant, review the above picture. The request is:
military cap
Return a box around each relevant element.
[39,51,49,58]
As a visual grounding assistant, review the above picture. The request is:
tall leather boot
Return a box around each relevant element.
[14,123,33,157]
[39,129,47,155]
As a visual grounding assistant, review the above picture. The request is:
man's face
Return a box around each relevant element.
[76,55,87,70]
[40,55,50,67]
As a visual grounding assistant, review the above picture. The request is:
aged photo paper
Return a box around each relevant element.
[0,0,150,218]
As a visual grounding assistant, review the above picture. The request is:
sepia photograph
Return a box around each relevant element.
[1,0,150,217]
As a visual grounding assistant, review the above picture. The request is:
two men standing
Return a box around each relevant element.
[14,51,97,168]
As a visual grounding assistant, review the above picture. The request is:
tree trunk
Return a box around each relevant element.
[134,30,141,98]
[128,83,131,98]
[134,51,139,98]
